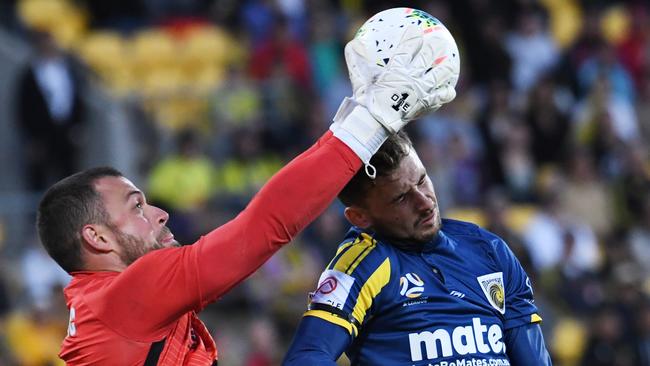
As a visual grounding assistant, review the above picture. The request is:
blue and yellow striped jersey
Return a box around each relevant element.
[304,218,541,365]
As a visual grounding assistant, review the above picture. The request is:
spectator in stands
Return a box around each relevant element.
[578,39,636,103]
[504,9,559,93]
[244,317,280,366]
[559,147,616,237]
[483,187,534,273]
[572,75,638,167]
[523,177,600,274]
[580,304,639,366]
[635,299,650,365]
[214,127,282,206]
[525,76,571,168]
[628,194,650,277]
[147,128,218,243]
[249,16,311,90]
[21,235,71,310]
[15,30,86,191]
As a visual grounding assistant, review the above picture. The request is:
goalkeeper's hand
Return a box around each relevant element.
[330,25,457,177]
[345,24,457,132]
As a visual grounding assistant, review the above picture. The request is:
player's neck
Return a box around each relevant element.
[82,252,127,272]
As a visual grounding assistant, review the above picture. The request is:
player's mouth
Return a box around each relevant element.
[416,212,435,227]
[158,227,177,246]
[162,233,175,244]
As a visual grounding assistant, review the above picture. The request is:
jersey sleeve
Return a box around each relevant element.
[481,229,542,330]
[90,132,362,341]
[303,233,391,338]
[504,322,552,365]
[283,316,350,365]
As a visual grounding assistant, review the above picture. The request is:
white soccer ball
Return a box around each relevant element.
[352,7,460,88]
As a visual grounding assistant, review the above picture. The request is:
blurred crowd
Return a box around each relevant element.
[1,0,650,365]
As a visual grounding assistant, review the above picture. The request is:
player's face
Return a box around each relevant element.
[94,176,179,266]
[362,150,441,243]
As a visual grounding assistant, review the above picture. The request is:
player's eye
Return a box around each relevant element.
[417,175,426,186]
[135,201,143,210]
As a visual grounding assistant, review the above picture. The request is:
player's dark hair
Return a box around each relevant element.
[37,167,123,273]
[338,130,413,207]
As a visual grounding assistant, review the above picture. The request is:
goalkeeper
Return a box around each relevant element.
[35,25,455,365]
[282,25,552,366]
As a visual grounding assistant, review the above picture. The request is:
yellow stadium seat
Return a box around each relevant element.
[77,31,128,71]
[17,0,70,29]
[181,26,230,66]
[445,207,486,227]
[540,0,583,49]
[130,30,178,71]
[50,13,87,49]
[505,205,538,234]
[601,5,631,44]
[76,31,139,95]
[552,318,587,365]
[18,0,88,49]
[186,65,225,94]
[139,67,187,97]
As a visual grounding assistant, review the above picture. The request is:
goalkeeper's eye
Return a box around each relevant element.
[392,193,407,204]
[417,175,426,186]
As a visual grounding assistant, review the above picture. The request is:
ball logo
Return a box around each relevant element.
[316,276,338,294]
[400,273,425,298]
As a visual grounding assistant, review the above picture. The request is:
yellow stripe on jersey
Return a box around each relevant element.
[326,239,358,269]
[336,240,356,255]
[331,233,377,275]
[351,258,391,326]
[531,313,542,323]
[325,237,361,270]
[304,309,359,336]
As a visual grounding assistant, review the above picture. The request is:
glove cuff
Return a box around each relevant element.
[332,105,388,166]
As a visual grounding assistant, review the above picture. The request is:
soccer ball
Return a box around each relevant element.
[352,7,460,88]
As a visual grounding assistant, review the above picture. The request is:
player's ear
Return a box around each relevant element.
[344,206,372,229]
[81,224,113,253]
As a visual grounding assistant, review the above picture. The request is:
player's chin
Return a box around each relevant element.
[160,239,180,248]
[415,221,441,241]
[412,226,437,243]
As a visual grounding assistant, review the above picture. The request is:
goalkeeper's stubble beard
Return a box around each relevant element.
[110,225,180,266]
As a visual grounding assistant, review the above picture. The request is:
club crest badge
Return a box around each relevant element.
[477,272,505,314]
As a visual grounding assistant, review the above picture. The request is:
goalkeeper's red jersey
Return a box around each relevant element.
[59,131,361,365]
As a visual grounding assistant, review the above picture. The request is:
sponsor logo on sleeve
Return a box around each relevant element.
[477,272,505,314]
[310,270,355,310]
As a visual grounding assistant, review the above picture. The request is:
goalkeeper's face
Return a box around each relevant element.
[353,150,441,244]
[94,176,180,268]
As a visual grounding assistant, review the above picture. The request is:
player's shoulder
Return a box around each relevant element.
[441,218,506,250]
[327,227,392,277]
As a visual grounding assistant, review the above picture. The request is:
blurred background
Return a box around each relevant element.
[0,0,649,365]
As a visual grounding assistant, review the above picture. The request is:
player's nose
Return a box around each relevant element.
[413,188,434,211]
[150,205,169,226]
